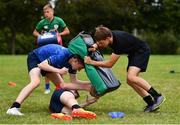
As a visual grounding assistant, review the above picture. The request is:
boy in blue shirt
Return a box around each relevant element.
[7,44,93,116]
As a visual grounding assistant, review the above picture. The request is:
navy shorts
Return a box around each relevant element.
[49,89,74,113]
[127,47,151,72]
[27,51,49,76]
[49,89,65,113]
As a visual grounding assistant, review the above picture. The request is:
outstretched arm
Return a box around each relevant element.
[69,74,90,84]
[38,60,68,75]
[60,74,91,91]
[84,53,120,68]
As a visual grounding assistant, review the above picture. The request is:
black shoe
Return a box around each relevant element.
[144,105,159,113]
[154,95,166,109]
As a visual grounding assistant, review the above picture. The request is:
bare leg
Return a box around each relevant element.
[61,107,72,115]
[59,91,78,114]
[16,68,41,104]
[46,73,64,86]
[127,66,151,96]
[60,91,78,107]
[127,79,150,97]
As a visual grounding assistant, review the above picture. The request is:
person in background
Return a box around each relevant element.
[33,3,70,94]
[84,26,166,113]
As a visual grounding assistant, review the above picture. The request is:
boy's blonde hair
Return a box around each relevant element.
[43,4,53,11]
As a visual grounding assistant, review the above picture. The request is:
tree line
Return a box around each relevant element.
[0,0,179,54]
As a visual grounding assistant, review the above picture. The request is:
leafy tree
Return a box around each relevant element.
[137,0,180,33]
[0,0,46,54]
[0,0,179,54]
[56,0,137,40]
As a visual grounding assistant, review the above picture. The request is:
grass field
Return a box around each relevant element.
[0,55,180,124]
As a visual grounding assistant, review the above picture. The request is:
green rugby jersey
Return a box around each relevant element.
[36,16,67,33]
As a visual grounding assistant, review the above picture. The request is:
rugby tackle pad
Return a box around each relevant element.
[68,32,120,97]
[37,32,62,47]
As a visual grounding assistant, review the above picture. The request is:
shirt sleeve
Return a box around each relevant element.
[47,55,63,68]
[47,55,77,74]
[57,17,67,32]
[35,21,43,32]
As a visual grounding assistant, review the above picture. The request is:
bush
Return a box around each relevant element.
[0,28,11,54]
[158,31,179,54]
[15,33,35,54]
[0,28,35,54]
[140,31,179,54]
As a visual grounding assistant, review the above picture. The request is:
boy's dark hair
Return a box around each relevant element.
[72,54,84,66]
[94,26,112,41]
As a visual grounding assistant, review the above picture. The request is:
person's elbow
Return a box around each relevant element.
[66,28,70,35]
[32,31,35,36]
[64,27,70,35]
[106,64,113,68]
[33,29,41,37]
[105,62,114,68]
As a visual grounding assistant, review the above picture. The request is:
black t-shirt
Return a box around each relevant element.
[110,30,149,55]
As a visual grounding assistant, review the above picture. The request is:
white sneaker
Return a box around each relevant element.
[44,89,50,94]
[6,107,24,116]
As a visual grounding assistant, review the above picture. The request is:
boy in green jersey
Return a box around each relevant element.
[33,3,70,94]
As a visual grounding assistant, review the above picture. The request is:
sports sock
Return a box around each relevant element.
[148,87,161,99]
[11,102,21,108]
[45,83,50,90]
[71,104,81,110]
[143,95,154,106]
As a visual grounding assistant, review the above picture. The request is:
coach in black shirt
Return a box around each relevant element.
[84,26,165,113]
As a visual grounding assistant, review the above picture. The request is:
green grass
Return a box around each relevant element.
[0,55,180,124]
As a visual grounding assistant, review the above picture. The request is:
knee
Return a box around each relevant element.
[31,79,41,88]
[127,75,136,85]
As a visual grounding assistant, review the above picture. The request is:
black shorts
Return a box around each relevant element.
[27,52,49,76]
[127,48,151,72]
[49,89,74,113]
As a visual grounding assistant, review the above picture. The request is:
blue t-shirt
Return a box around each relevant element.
[33,44,76,74]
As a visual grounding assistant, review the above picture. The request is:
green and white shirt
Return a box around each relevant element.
[36,16,67,33]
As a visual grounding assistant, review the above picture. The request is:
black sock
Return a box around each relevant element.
[71,104,81,110]
[148,87,161,99]
[11,102,21,108]
[143,95,154,106]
